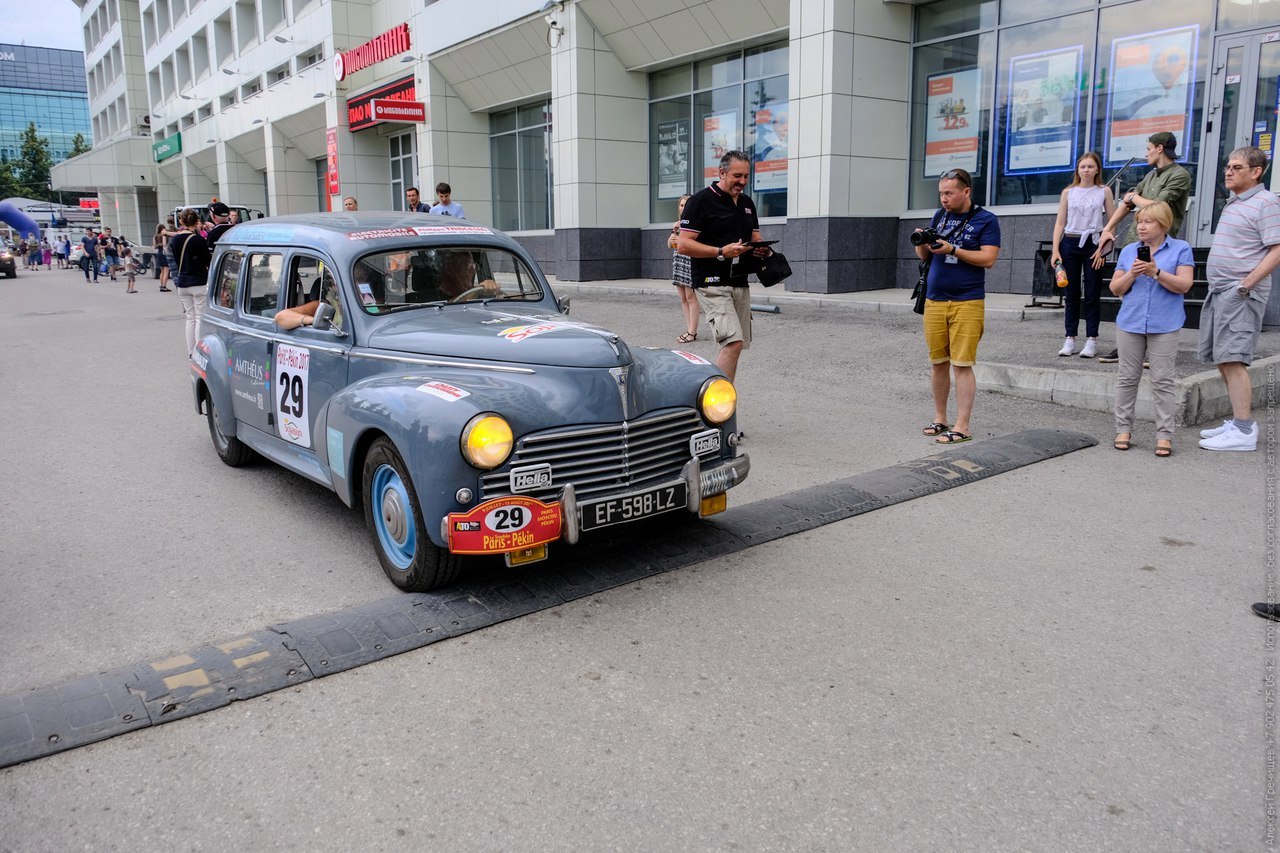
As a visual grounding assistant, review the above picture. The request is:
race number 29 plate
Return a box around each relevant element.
[447,496,563,555]
[580,482,688,532]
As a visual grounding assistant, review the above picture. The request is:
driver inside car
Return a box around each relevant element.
[274,263,343,330]
[437,250,500,302]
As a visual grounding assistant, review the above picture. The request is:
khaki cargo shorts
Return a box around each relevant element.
[696,285,752,348]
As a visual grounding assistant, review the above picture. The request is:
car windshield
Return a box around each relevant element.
[351,247,544,314]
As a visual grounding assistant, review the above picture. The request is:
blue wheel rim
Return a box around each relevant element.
[371,463,416,571]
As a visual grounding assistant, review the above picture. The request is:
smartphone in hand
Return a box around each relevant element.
[1136,245,1151,263]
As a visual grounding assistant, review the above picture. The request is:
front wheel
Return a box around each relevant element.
[362,437,462,592]
[205,391,254,466]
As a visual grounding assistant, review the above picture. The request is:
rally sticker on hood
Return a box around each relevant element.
[672,349,710,364]
[499,322,566,342]
[347,225,493,240]
[417,380,470,402]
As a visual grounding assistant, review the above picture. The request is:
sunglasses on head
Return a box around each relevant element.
[940,169,971,187]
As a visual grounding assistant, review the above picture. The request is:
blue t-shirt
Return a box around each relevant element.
[1114,236,1193,334]
[925,207,1001,302]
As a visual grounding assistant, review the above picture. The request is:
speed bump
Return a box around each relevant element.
[0,428,1096,768]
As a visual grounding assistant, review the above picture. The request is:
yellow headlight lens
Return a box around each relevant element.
[699,377,737,424]
[461,414,514,469]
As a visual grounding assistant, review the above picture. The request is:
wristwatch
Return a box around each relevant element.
[715,247,725,262]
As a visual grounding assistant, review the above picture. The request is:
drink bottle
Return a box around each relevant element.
[1054,260,1067,288]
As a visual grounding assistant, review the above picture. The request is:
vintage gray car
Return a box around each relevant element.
[191,213,749,591]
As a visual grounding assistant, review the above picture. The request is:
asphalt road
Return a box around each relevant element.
[0,268,1269,851]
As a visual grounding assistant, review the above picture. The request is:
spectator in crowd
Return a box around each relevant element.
[343,196,359,211]
[79,228,99,282]
[170,209,212,358]
[1108,202,1194,457]
[1198,146,1280,452]
[677,150,774,385]
[1051,152,1115,358]
[1095,131,1191,363]
[405,187,430,212]
[205,202,233,251]
[40,237,51,269]
[98,227,121,281]
[668,193,699,343]
[122,246,139,293]
[913,168,1001,445]
[429,182,465,217]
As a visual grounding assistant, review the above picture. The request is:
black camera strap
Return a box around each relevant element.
[919,204,981,278]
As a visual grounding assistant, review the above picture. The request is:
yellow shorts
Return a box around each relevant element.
[923,299,984,367]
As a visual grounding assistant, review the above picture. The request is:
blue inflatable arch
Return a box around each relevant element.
[0,201,42,242]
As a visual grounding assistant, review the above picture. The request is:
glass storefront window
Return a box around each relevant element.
[917,0,997,42]
[991,12,1096,206]
[999,0,1092,28]
[1090,0,1210,211]
[490,101,553,232]
[650,42,788,223]
[908,33,995,209]
[388,131,415,211]
[1219,0,1280,31]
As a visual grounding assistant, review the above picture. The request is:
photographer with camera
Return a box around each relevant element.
[912,168,1001,444]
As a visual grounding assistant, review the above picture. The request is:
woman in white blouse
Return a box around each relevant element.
[1050,151,1116,359]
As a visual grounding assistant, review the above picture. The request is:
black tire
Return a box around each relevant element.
[362,437,462,592]
[205,391,254,467]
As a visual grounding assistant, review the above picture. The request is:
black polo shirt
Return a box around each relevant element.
[681,182,760,287]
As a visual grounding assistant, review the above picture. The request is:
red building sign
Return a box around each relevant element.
[347,76,418,131]
[333,23,411,82]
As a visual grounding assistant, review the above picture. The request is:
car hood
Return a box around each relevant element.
[362,305,634,368]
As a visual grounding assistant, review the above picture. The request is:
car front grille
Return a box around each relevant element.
[479,408,713,502]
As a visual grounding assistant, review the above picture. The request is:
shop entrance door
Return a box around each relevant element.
[1194,30,1280,246]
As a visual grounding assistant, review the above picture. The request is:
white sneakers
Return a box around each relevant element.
[1079,338,1098,358]
[1058,337,1076,357]
[1199,422,1258,452]
[1200,419,1234,439]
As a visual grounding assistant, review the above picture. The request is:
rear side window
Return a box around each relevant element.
[245,252,284,317]
[212,250,242,311]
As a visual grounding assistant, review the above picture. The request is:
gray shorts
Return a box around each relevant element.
[1198,288,1265,365]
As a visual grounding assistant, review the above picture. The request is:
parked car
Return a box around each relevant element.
[191,213,749,591]
[0,244,15,277]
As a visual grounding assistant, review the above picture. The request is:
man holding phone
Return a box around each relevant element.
[678,149,773,384]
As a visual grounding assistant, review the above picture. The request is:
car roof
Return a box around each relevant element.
[217,212,523,265]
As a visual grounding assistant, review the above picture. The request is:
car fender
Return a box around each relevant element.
[191,335,233,433]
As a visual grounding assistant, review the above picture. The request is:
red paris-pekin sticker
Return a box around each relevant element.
[447,496,563,555]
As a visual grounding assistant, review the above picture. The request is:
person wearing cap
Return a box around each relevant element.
[205,202,233,251]
[1094,131,1191,363]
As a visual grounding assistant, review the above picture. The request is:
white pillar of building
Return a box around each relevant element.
[216,139,267,215]
[326,99,391,211]
[265,125,319,215]
[420,65,491,224]
[180,158,217,208]
[549,3,648,279]
[786,0,912,291]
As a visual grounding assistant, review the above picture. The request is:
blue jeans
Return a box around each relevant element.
[1061,235,1101,338]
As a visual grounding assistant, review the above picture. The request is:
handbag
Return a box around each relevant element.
[911,257,930,315]
[757,251,792,287]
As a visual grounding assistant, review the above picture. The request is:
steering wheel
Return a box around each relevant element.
[449,286,492,303]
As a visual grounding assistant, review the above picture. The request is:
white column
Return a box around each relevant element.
[420,65,491,223]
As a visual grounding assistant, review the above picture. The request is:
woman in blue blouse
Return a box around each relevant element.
[1109,202,1194,457]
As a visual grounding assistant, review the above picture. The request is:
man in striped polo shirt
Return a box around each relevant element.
[1199,146,1280,452]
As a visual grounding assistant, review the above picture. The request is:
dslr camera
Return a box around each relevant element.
[910,227,941,248]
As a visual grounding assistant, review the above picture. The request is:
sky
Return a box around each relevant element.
[7,1,88,52]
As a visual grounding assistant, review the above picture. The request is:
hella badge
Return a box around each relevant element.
[510,463,553,493]
[690,428,721,456]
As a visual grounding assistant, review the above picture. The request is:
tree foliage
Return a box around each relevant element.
[15,123,54,201]
[70,132,90,157]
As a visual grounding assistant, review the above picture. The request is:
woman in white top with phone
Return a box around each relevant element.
[1050,151,1115,358]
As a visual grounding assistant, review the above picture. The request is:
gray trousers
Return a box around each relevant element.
[1114,328,1180,439]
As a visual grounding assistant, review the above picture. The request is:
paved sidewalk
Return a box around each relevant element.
[550,276,1280,425]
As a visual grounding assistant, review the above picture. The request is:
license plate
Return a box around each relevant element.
[580,482,688,532]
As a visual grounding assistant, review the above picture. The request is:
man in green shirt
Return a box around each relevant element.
[1095,131,1192,362]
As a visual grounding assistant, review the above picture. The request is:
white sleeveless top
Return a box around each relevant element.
[1063,185,1106,247]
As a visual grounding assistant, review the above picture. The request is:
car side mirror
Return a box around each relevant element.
[557,295,571,314]
[312,302,336,331]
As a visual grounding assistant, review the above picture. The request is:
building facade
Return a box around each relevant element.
[50,0,1280,301]
[0,44,92,168]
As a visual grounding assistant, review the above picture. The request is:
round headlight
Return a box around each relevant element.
[698,377,737,424]
[461,413,514,469]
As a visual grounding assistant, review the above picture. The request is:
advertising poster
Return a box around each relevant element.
[703,111,739,180]
[656,119,690,199]
[752,101,789,193]
[924,68,982,177]
[325,128,340,196]
[1104,25,1198,165]
[1005,47,1082,175]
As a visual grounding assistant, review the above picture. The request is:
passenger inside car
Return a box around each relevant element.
[274,259,342,330]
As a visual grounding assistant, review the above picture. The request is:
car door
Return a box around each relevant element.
[268,252,351,454]
[227,249,284,437]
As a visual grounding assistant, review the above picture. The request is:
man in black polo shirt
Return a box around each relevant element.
[677,149,772,382]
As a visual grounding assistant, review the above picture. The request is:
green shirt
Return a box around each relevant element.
[1125,162,1191,242]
